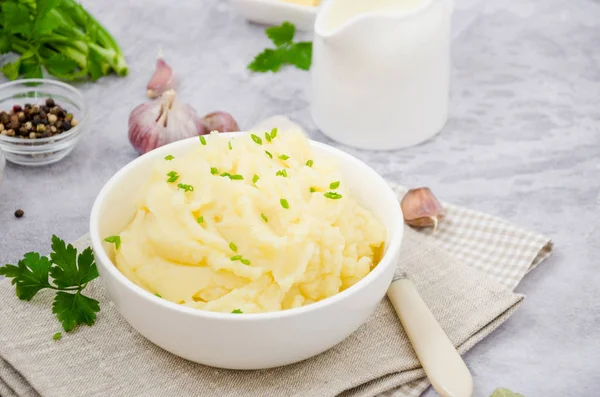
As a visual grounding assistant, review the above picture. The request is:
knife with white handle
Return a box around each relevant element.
[387,273,473,397]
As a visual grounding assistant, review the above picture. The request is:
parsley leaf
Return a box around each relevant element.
[248,22,313,73]
[266,21,295,47]
[44,54,79,78]
[0,252,52,301]
[284,42,312,71]
[248,48,284,73]
[53,332,62,340]
[52,291,100,332]
[0,235,102,333]
[49,235,98,288]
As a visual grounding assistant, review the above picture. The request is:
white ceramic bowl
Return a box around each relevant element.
[231,0,321,31]
[90,133,403,370]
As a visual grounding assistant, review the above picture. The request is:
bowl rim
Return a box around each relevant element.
[0,78,88,145]
[90,132,404,321]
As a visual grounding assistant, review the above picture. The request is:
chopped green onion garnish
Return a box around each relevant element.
[197,216,204,224]
[265,131,272,142]
[199,135,207,145]
[265,150,273,159]
[310,187,316,193]
[53,332,62,341]
[210,167,219,175]
[252,174,260,184]
[155,293,162,298]
[232,309,243,314]
[280,199,289,209]
[166,171,179,183]
[164,155,174,161]
[306,159,313,167]
[261,213,268,222]
[229,174,244,180]
[329,181,340,189]
[241,259,251,265]
[177,183,194,192]
[278,154,289,160]
[220,172,232,178]
[324,192,343,200]
[228,141,232,150]
[230,255,242,261]
[229,242,238,252]
[104,235,121,249]
[276,169,288,177]
[270,128,278,139]
[251,134,262,145]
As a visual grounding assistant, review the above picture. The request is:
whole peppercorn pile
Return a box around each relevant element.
[0,99,79,139]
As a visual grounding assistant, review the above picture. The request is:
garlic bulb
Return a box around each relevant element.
[146,51,177,98]
[128,90,206,154]
[400,187,446,231]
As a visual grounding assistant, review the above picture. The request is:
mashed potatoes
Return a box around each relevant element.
[113,130,385,313]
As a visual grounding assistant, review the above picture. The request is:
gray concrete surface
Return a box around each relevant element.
[0,0,598,396]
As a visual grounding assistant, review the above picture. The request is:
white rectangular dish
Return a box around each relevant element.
[231,0,323,31]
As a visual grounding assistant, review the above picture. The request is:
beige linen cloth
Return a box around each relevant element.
[0,183,552,397]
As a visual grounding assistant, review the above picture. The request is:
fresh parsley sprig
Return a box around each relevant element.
[0,235,101,333]
[248,22,312,73]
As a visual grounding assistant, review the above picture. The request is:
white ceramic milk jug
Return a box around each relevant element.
[311,0,453,150]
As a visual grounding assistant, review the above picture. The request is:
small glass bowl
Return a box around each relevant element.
[0,148,5,184]
[0,79,88,166]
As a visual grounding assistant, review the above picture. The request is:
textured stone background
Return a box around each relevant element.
[0,0,599,396]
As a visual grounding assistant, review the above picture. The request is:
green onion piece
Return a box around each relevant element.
[199,135,207,145]
[278,154,290,160]
[232,309,243,314]
[164,155,174,161]
[253,174,260,184]
[310,187,316,193]
[265,131,272,142]
[230,255,242,261]
[104,235,121,249]
[261,213,268,222]
[53,332,62,341]
[228,141,232,150]
[229,174,244,180]
[280,199,289,209]
[210,167,219,175]
[265,150,273,159]
[276,169,288,177]
[270,128,278,139]
[229,242,238,252]
[220,172,232,178]
[324,192,343,200]
[166,171,179,183]
[241,258,251,265]
[155,293,162,298]
[251,134,262,145]
[197,216,204,224]
[329,181,340,189]
[306,159,313,167]
[177,183,194,192]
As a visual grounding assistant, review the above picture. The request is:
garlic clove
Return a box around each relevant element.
[400,187,446,231]
[201,111,240,133]
[147,53,177,99]
[129,89,206,154]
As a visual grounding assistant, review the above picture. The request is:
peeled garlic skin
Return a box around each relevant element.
[400,187,446,228]
[201,111,240,133]
[147,58,177,99]
[128,99,206,155]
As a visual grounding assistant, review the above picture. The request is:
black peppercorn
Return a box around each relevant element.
[62,120,72,131]
[45,98,55,107]
[18,126,28,136]
[14,209,24,218]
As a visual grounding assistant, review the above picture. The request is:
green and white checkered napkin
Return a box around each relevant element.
[0,182,552,397]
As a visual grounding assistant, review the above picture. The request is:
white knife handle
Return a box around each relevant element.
[387,278,473,397]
